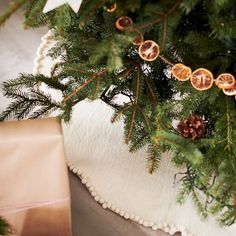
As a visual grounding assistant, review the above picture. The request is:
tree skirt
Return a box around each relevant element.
[34,30,236,236]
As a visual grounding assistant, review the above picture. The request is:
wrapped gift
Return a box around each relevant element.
[0,118,71,236]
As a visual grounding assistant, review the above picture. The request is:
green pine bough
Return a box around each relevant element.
[0,217,11,235]
[1,0,236,226]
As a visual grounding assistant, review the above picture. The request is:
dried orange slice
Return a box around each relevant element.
[138,40,160,61]
[115,16,133,31]
[215,73,235,89]
[222,86,236,96]
[106,3,116,12]
[171,63,192,81]
[190,68,214,91]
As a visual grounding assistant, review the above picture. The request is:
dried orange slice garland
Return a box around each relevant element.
[215,73,235,89]
[172,64,236,98]
[171,64,192,81]
[115,15,236,99]
[190,68,214,91]
[222,87,236,96]
[106,3,117,12]
[115,16,133,31]
[138,40,160,61]
[172,65,236,99]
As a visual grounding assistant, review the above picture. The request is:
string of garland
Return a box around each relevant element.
[114,15,236,98]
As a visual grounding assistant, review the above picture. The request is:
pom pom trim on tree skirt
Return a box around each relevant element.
[33,30,236,236]
[67,162,187,236]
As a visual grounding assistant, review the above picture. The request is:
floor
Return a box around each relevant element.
[0,2,179,236]
[0,1,47,112]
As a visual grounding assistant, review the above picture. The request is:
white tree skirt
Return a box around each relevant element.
[35,30,236,236]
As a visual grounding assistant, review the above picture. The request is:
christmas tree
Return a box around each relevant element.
[0,0,236,226]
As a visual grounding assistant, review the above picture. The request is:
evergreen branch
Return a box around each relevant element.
[111,104,132,123]
[0,0,28,26]
[51,63,62,78]
[30,104,59,118]
[54,5,71,36]
[137,104,151,130]
[1,74,38,91]
[24,0,48,28]
[190,189,208,218]
[161,16,167,49]
[225,97,233,152]
[167,0,182,16]
[234,194,236,217]
[78,1,105,28]
[153,130,203,166]
[62,66,90,75]
[100,87,120,109]
[40,76,67,91]
[159,55,174,66]
[117,65,136,81]
[1,73,66,92]
[90,34,132,72]
[147,143,161,174]
[126,105,137,142]
[92,76,100,99]
[194,181,233,209]
[136,0,181,31]
[184,172,234,215]
[0,100,21,121]
[136,18,162,30]
[126,68,141,143]
[129,132,149,152]
[0,217,11,236]
[179,0,201,14]
[0,90,61,121]
[63,69,108,102]
[143,76,158,103]
[16,101,36,120]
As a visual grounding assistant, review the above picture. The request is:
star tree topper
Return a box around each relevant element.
[43,0,83,13]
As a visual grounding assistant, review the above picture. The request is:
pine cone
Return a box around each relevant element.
[177,115,205,140]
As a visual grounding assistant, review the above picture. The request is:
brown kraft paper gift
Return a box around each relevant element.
[0,118,72,236]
